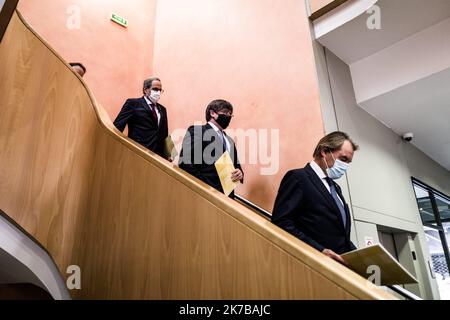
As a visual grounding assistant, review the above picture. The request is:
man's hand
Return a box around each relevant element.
[322,249,348,266]
[231,169,244,183]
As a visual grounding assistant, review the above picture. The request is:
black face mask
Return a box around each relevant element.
[216,114,232,129]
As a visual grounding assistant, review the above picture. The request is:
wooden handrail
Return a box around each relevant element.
[0,0,18,42]
[309,0,350,20]
[0,9,395,300]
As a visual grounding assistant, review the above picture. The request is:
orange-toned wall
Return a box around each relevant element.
[17,0,157,119]
[153,0,325,211]
[17,0,325,212]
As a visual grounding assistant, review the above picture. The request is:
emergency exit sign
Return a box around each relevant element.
[111,13,128,28]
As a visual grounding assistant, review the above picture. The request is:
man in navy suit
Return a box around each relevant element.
[113,77,169,159]
[178,99,244,198]
[272,131,359,264]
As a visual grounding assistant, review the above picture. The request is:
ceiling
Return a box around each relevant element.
[316,0,450,171]
[360,68,450,170]
[318,0,450,64]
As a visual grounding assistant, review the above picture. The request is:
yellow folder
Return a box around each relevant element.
[341,244,418,286]
[214,151,239,196]
[163,135,178,160]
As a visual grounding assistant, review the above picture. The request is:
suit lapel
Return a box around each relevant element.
[204,124,223,159]
[206,123,224,149]
[205,123,220,140]
[305,164,346,231]
[141,98,159,126]
[140,97,151,111]
[223,132,236,162]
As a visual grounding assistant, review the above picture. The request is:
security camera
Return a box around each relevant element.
[402,132,414,142]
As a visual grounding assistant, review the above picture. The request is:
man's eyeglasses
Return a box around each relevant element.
[217,111,233,117]
[151,88,164,93]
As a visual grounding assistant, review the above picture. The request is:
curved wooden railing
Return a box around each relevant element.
[0,10,395,300]
[309,0,350,20]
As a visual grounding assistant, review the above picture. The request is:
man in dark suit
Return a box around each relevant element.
[272,131,359,264]
[178,99,244,198]
[113,77,169,159]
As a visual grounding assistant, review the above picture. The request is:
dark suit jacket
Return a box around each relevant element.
[178,124,243,198]
[113,97,169,158]
[272,163,356,254]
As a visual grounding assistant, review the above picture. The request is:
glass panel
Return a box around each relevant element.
[414,185,436,224]
[436,195,450,223]
[424,226,450,299]
[413,183,450,300]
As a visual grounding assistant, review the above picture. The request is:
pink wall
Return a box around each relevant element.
[18,0,325,212]
[18,0,157,119]
[153,0,325,211]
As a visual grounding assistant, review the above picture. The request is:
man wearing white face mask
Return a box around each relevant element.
[114,77,169,159]
[272,132,359,265]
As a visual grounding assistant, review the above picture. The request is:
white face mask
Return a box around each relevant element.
[149,89,161,102]
[324,152,349,180]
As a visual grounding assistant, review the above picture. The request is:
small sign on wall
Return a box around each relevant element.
[111,13,128,28]
[365,236,375,247]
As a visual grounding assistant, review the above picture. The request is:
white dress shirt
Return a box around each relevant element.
[208,121,230,152]
[310,160,344,206]
[144,96,161,125]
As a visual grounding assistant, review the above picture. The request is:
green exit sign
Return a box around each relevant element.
[111,13,128,28]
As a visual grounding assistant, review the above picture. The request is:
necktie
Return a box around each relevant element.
[150,103,158,125]
[325,177,347,228]
[221,131,228,153]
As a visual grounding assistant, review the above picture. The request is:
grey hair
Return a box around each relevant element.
[313,131,359,159]
[143,77,161,94]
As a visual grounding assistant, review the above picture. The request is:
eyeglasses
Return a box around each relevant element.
[151,88,164,93]
[217,111,233,117]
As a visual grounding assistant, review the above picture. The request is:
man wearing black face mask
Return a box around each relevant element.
[178,99,244,198]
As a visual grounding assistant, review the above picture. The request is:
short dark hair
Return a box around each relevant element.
[143,77,161,94]
[313,131,359,159]
[69,62,86,74]
[205,99,233,121]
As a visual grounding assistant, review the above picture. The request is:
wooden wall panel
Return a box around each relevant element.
[0,11,98,273]
[0,11,395,300]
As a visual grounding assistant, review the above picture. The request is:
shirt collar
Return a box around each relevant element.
[310,160,327,180]
[144,96,154,106]
[208,121,222,134]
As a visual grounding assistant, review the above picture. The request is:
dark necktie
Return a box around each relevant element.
[150,103,158,125]
[325,177,347,228]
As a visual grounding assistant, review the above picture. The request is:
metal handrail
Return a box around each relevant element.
[235,194,272,220]
[388,285,422,300]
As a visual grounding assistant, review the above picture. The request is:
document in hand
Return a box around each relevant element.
[214,151,238,196]
[341,244,418,286]
[163,135,178,159]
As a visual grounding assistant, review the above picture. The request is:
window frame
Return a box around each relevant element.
[412,178,450,276]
